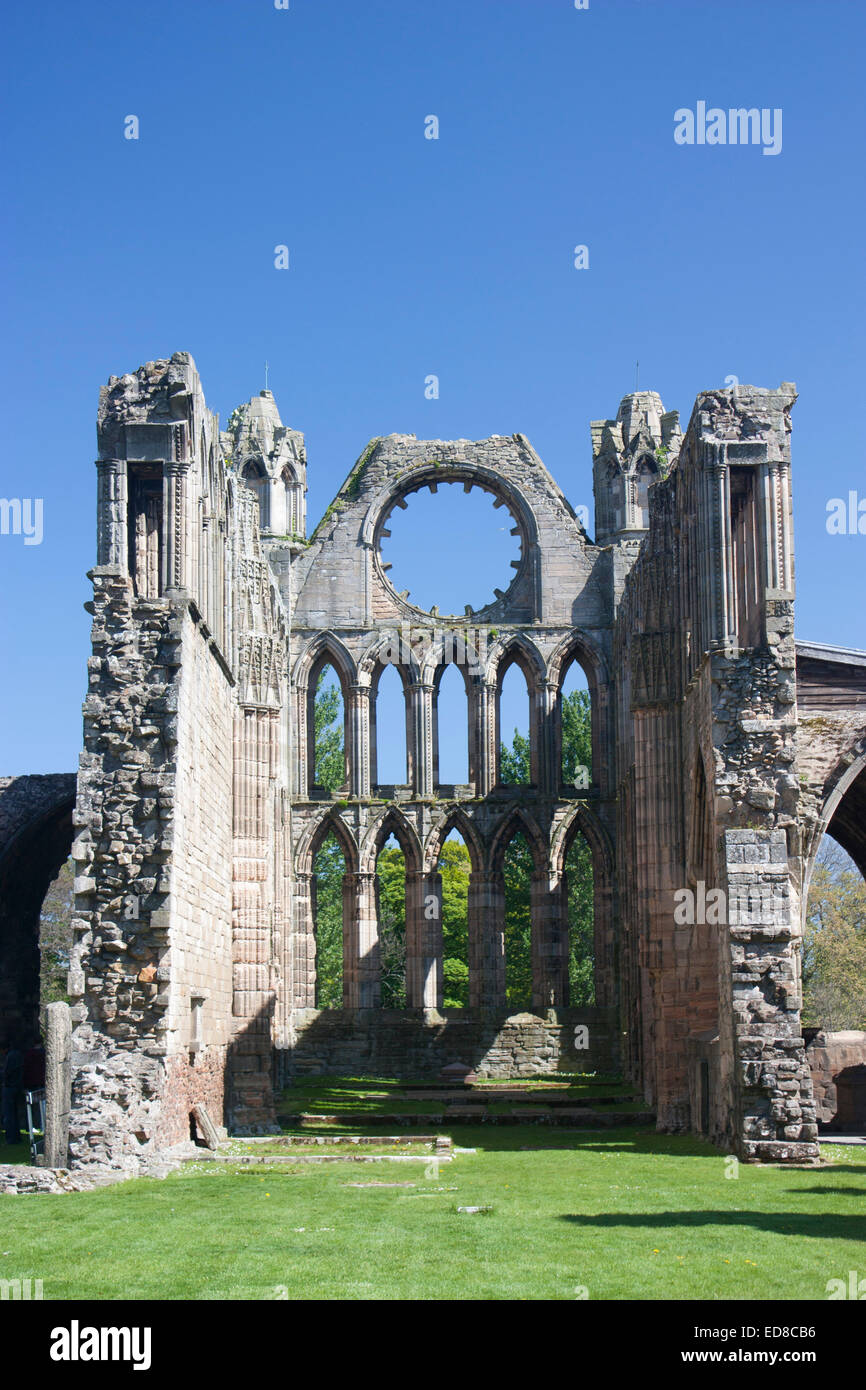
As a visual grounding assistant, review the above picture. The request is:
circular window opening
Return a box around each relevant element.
[379,481,522,614]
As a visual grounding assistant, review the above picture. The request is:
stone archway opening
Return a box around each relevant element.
[820,764,866,885]
[563,823,595,1007]
[438,829,471,1008]
[433,663,469,789]
[497,654,533,788]
[0,785,75,1050]
[802,833,866,1035]
[376,832,407,1009]
[372,663,408,789]
[560,657,593,790]
[309,660,348,795]
[503,828,534,1010]
[311,828,346,1010]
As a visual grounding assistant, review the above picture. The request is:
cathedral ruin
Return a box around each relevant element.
[2,350,865,1170]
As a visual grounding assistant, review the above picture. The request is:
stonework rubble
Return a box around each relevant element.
[2,355,865,1172]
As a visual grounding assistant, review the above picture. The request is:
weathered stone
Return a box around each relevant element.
[2,364,865,1172]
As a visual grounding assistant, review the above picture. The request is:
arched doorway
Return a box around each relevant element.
[0,775,76,1049]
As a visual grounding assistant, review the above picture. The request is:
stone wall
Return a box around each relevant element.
[280,1007,619,1082]
[66,355,288,1169]
[612,385,819,1161]
[15,356,860,1173]
[806,1030,866,1126]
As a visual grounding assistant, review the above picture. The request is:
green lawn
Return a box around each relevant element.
[274,1074,644,1125]
[2,1128,863,1300]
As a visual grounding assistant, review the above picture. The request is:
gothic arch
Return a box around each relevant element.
[489,635,545,788]
[360,807,423,875]
[803,735,866,897]
[296,810,359,877]
[489,806,548,875]
[240,458,269,528]
[487,632,546,691]
[423,632,481,689]
[293,631,358,692]
[550,798,616,1009]
[548,630,611,795]
[548,629,609,693]
[550,800,614,883]
[357,632,421,687]
[423,807,485,874]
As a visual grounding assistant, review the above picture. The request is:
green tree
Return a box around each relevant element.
[312,835,344,1008]
[499,687,595,1006]
[314,667,345,792]
[561,687,592,787]
[38,858,74,1017]
[802,839,866,1030]
[499,728,530,786]
[311,670,347,1006]
[440,838,471,1007]
[503,831,534,1007]
[376,845,407,1008]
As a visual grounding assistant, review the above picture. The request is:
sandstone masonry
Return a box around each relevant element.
[3,355,864,1170]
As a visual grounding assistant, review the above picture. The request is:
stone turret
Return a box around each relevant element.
[591,390,682,545]
[223,389,307,539]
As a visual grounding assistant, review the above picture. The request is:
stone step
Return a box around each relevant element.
[200,1152,452,1165]
[296,1110,655,1128]
[241,1133,448,1147]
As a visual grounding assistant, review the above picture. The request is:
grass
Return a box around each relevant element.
[221,1138,436,1158]
[2,1126,864,1300]
[275,1073,641,1124]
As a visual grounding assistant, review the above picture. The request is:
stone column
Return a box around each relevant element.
[405,870,443,1008]
[409,683,434,798]
[163,461,192,594]
[468,871,506,1008]
[537,680,560,796]
[294,685,309,797]
[43,1001,72,1168]
[471,680,497,795]
[709,451,736,648]
[96,459,128,568]
[531,867,569,1008]
[292,871,316,1008]
[343,871,380,1008]
[231,705,278,1131]
[347,683,371,798]
[722,828,819,1163]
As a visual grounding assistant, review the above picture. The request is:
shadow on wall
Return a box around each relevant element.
[273,1005,620,1090]
[225,994,279,1135]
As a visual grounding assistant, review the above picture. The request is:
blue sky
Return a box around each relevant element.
[1,0,864,775]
